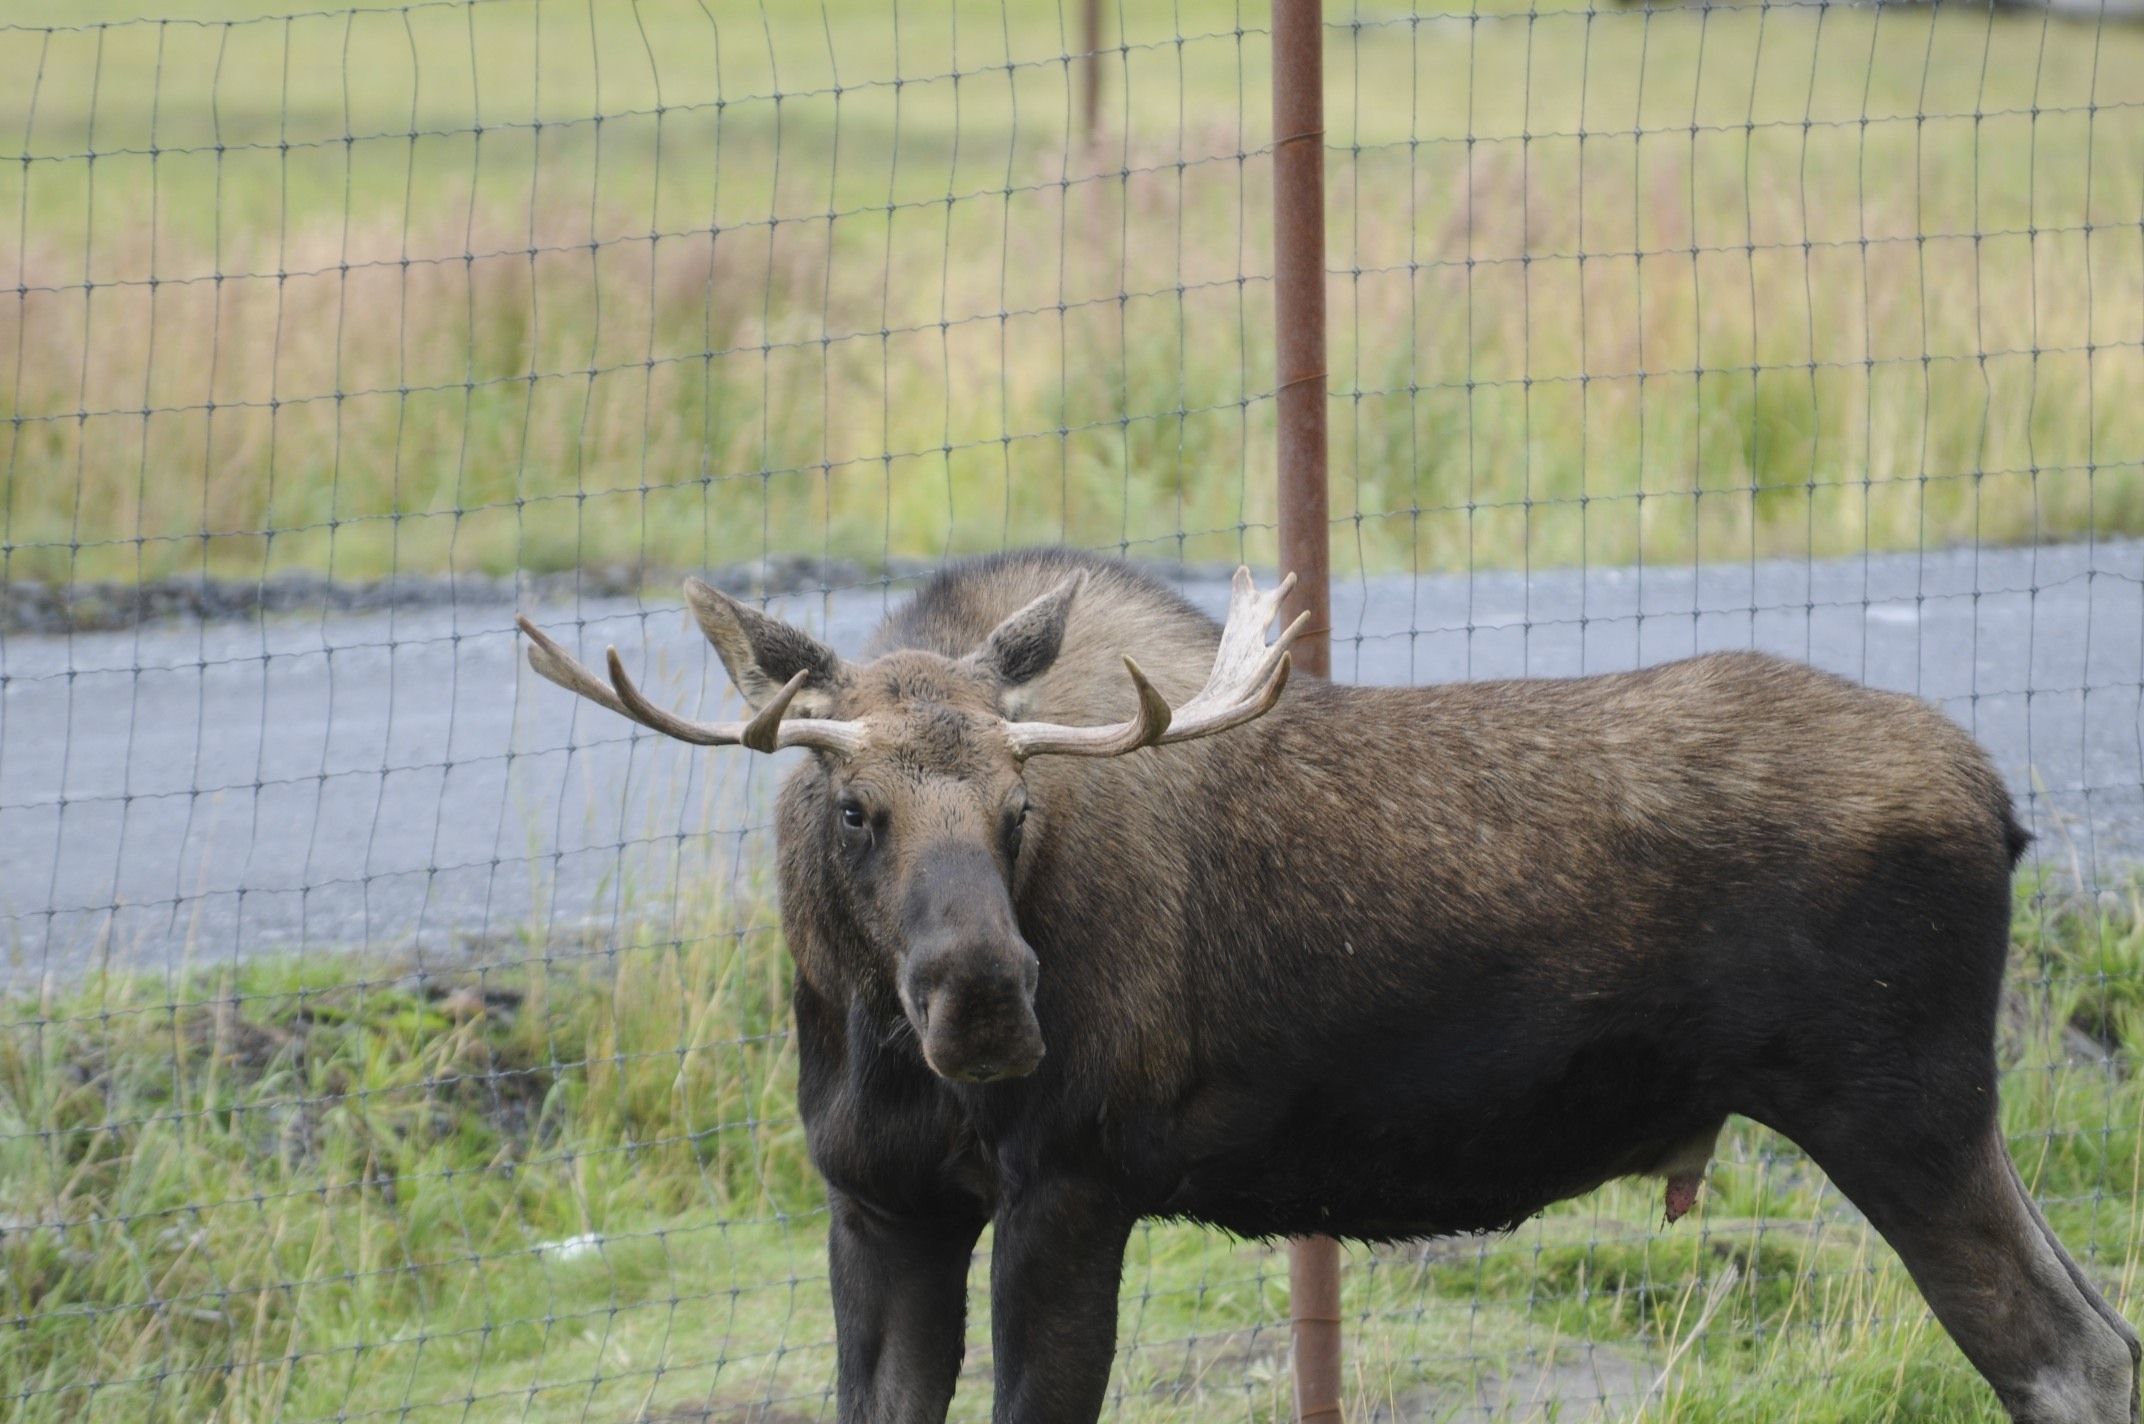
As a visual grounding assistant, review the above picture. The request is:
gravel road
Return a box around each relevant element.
[4,539,2140,987]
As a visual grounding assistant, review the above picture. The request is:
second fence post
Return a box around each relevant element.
[1270,0,1340,1421]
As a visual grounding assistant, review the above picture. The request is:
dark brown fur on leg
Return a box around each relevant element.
[2002,1154,2143,1421]
[1815,1127,2135,1424]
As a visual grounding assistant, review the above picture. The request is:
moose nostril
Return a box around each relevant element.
[904,960,946,1009]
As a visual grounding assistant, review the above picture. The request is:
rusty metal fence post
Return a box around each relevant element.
[1271,0,1340,1421]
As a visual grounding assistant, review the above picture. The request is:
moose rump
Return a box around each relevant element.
[520,547,2139,1424]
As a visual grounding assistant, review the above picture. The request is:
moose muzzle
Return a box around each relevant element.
[899,842,1044,1084]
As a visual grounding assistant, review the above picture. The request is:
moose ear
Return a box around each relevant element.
[683,577,844,714]
[970,573,1083,690]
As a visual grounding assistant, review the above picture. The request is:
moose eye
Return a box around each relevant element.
[1003,795,1029,859]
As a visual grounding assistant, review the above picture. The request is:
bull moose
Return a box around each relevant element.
[519,547,2138,1424]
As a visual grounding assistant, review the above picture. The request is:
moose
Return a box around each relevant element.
[519,547,2138,1424]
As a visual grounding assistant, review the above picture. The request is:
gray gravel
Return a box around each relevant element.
[3,539,2141,987]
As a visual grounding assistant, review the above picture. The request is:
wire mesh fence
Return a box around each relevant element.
[1,0,2141,1420]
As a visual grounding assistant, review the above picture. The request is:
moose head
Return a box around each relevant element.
[518,567,1306,1084]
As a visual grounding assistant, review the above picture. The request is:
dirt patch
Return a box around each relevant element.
[43,968,550,1175]
[2001,985,2130,1080]
[0,555,932,634]
[1377,1344,1657,1423]
[628,1403,825,1424]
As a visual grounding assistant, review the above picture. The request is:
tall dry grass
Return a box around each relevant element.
[4,0,2143,583]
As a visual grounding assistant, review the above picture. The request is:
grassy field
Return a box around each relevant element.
[1,862,2139,1424]
[3,0,2143,585]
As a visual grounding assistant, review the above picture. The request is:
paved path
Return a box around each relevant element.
[3,539,2140,985]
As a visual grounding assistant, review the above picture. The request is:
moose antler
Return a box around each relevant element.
[1003,568,1309,760]
[518,566,1304,762]
[515,614,864,756]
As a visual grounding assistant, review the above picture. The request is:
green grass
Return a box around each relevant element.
[3,0,2144,584]
[2,864,2140,1424]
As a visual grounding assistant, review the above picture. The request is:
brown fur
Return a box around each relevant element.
[666,547,2132,1424]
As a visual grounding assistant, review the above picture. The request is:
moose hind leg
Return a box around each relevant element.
[1809,1123,2135,1424]
[2001,1151,2143,1419]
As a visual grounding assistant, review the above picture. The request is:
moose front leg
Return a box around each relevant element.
[988,1179,1136,1424]
[829,1188,987,1424]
